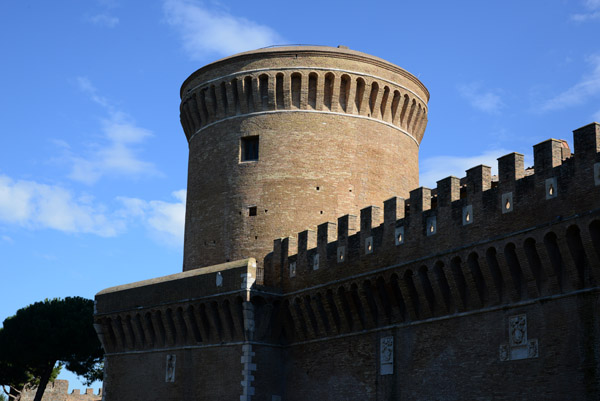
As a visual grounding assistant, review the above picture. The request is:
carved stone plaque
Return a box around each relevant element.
[380,336,393,375]
[528,339,539,358]
[165,354,176,383]
[509,314,527,347]
[501,314,539,361]
[499,344,509,361]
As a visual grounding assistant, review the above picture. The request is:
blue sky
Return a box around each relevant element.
[1,0,599,391]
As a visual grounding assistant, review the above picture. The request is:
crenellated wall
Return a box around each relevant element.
[96,122,600,348]
[264,122,600,341]
[20,380,101,401]
[96,44,600,400]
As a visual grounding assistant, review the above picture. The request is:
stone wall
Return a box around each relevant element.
[20,380,101,401]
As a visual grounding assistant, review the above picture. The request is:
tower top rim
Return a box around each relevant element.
[180,45,430,101]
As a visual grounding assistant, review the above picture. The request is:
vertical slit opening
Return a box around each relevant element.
[220,82,228,115]
[504,243,525,300]
[544,232,565,292]
[187,305,202,342]
[326,289,341,333]
[486,247,504,303]
[369,82,379,115]
[391,90,401,123]
[418,267,436,315]
[339,74,350,112]
[468,252,488,306]
[338,287,354,331]
[380,86,390,119]
[259,74,269,111]
[566,225,590,287]
[354,78,365,113]
[315,293,331,334]
[291,73,302,109]
[308,72,318,109]
[376,277,392,320]
[324,73,334,111]
[403,270,420,319]
[524,238,546,295]
[231,78,240,114]
[275,73,284,109]
[450,257,468,308]
[209,85,217,115]
[144,313,156,346]
[390,274,406,322]
[244,76,254,112]
[433,262,453,313]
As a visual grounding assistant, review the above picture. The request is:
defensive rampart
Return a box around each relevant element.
[20,380,101,401]
[95,123,600,400]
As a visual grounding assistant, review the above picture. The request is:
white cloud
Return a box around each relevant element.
[76,77,110,109]
[539,55,600,112]
[162,0,284,59]
[0,173,185,245]
[118,190,186,246]
[457,82,505,114]
[570,0,600,21]
[0,175,123,236]
[68,78,159,185]
[585,0,600,8]
[570,12,600,21]
[419,149,533,189]
[88,13,119,28]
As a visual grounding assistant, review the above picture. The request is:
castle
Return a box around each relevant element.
[20,380,101,401]
[94,46,600,400]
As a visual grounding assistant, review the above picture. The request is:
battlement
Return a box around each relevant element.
[20,380,101,401]
[95,122,600,355]
[268,122,600,293]
[97,40,600,400]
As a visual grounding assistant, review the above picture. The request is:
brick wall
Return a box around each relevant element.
[93,44,600,400]
[21,380,101,401]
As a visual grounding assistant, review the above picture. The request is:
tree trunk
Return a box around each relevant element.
[32,361,55,401]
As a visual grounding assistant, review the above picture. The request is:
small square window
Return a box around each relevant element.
[241,136,259,162]
[248,206,257,216]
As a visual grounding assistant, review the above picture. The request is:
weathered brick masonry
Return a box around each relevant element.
[95,46,600,400]
[180,46,428,270]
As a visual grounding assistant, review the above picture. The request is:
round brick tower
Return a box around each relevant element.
[179,45,429,270]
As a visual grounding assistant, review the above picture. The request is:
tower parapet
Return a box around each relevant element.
[180,46,429,270]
